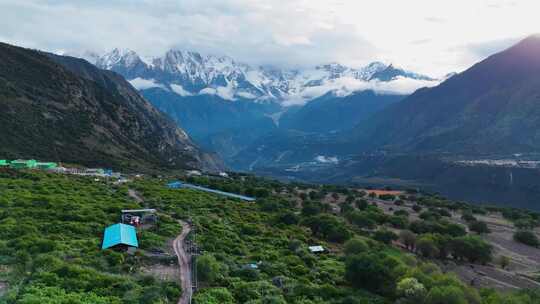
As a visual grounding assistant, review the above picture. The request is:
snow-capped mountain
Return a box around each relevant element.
[89,48,439,105]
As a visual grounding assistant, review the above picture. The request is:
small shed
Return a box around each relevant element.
[308,245,325,253]
[102,223,139,250]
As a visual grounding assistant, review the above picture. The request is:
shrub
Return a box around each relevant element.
[345,252,401,296]
[373,229,398,244]
[468,221,490,234]
[425,286,467,304]
[197,254,221,284]
[513,230,540,247]
[344,238,368,256]
[412,205,422,213]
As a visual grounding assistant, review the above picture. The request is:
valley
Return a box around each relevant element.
[71,35,540,211]
[2,4,540,302]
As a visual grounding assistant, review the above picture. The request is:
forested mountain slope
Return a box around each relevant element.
[0,43,222,171]
[350,35,540,154]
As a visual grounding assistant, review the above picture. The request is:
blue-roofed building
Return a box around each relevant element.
[168,181,183,189]
[102,223,139,250]
[167,181,256,201]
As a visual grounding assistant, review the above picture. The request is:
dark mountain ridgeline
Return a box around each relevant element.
[350,35,540,154]
[0,42,222,171]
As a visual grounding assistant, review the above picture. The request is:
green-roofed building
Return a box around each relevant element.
[36,162,58,170]
[0,160,8,167]
[10,159,37,169]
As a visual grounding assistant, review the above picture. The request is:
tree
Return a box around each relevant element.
[450,236,492,264]
[301,214,351,243]
[344,238,368,256]
[397,277,426,303]
[345,252,400,296]
[513,230,540,247]
[379,194,396,201]
[197,254,221,283]
[514,218,535,230]
[355,199,368,210]
[497,255,510,270]
[461,212,476,222]
[194,288,235,304]
[346,211,376,230]
[399,230,417,251]
[389,215,408,228]
[394,209,409,217]
[424,286,467,304]
[301,201,324,216]
[277,211,299,225]
[416,235,439,258]
[373,229,398,244]
[468,220,490,234]
[420,211,441,221]
[412,205,422,213]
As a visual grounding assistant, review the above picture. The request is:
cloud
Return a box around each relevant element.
[128,78,164,90]
[199,86,236,101]
[315,155,339,164]
[0,0,539,76]
[282,76,439,106]
[170,84,193,96]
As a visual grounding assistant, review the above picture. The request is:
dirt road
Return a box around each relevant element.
[127,189,193,303]
[173,221,193,304]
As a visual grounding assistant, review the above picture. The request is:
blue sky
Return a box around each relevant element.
[0,0,537,76]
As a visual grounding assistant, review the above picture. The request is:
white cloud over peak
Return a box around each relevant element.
[282,76,439,106]
[128,78,164,90]
[170,84,193,96]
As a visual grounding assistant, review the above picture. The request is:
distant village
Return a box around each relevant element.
[454,159,540,169]
[0,159,122,178]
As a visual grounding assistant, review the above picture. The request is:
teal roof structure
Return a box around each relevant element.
[101,223,138,250]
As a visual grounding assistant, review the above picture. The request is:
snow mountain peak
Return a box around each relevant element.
[92,48,440,104]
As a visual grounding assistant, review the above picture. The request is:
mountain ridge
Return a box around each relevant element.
[347,35,540,155]
[85,48,438,104]
[0,42,223,172]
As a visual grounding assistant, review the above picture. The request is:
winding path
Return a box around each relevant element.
[128,189,193,304]
[173,221,193,304]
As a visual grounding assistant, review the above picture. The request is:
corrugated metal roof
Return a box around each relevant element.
[167,181,183,188]
[167,181,256,201]
[308,245,325,253]
[102,223,138,250]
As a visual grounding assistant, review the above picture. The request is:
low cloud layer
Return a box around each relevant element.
[282,76,440,106]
